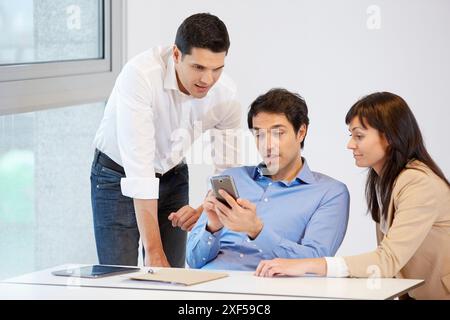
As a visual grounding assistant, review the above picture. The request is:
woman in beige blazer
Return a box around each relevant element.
[255,92,450,300]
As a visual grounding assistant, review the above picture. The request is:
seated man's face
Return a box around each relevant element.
[251,112,305,176]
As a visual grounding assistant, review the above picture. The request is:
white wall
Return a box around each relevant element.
[126,0,450,256]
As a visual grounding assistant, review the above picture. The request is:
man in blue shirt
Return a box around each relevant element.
[187,88,349,270]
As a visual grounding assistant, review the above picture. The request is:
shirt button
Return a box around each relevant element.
[264,198,269,202]
[246,238,251,242]
[208,236,213,240]
[239,253,244,258]
[207,241,212,246]
[268,182,273,186]
[202,257,206,261]
[258,249,263,253]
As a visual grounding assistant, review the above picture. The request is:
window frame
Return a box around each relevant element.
[0,0,126,115]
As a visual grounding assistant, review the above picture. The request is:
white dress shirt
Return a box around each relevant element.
[325,256,350,277]
[93,46,242,199]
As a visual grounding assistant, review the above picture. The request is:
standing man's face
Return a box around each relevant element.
[173,46,226,98]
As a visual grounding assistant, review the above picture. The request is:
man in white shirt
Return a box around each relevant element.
[91,13,241,268]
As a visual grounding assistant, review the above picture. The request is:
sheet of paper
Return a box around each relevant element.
[130,268,228,286]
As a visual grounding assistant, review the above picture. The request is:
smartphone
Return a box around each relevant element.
[210,175,239,208]
[51,265,140,278]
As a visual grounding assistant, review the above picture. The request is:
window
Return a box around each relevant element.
[0,0,125,115]
[0,0,124,280]
[0,0,104,65]
[0,102,105,280]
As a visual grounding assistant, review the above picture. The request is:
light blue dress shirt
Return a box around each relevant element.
[186,159,350,271]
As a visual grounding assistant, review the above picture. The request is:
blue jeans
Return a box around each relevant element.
[90,151,189,267]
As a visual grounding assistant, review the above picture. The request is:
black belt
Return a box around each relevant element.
[95,149,184,178]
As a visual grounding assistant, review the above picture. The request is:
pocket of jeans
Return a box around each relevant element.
[96,182,121,190]
[100,166,124,178]
[96,168,123,190]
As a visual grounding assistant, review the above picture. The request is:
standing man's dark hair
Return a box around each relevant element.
[247,88,309,148]
[175,13,230,55]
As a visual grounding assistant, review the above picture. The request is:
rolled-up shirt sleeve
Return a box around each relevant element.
[116,64,160,199]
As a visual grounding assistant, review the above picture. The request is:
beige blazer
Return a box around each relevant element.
[344,160,450,300]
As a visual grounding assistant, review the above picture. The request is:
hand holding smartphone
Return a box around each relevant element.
[210,175,239,208]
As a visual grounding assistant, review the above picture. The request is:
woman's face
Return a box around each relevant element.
[347,117,389,174]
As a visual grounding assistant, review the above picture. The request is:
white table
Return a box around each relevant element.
[1,264,424,300]
[0,283,301,300]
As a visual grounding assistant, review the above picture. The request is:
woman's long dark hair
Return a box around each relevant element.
[345,92,449,223]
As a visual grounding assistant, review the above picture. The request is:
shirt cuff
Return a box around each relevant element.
[200,224,225,239]
[195,224,224,261]
[248,225,282,255]
[120,177,159,199]
[325,256,350,277]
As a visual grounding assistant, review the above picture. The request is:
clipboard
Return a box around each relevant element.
[130,268,228,286]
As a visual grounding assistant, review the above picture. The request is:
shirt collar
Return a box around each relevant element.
[252,157,316,185]
[163,55,186,94]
